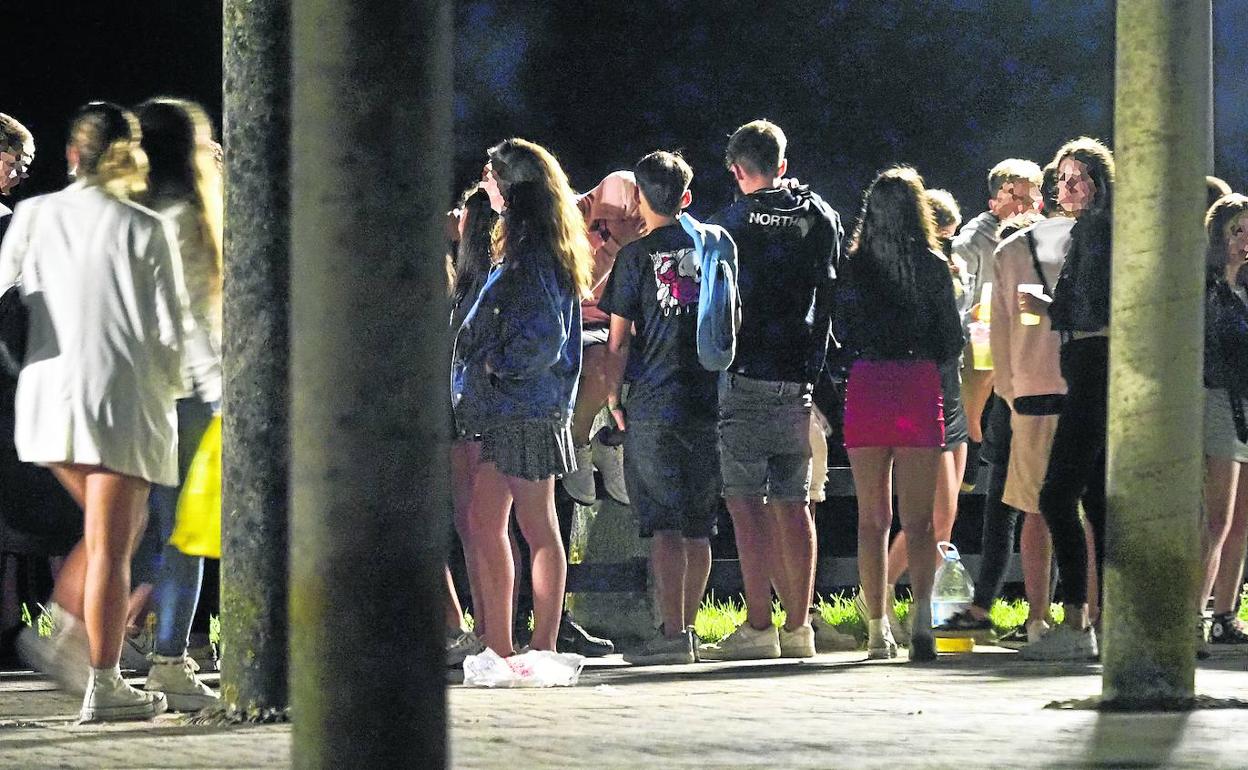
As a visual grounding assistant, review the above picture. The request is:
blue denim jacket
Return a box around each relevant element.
[451,255,582,434]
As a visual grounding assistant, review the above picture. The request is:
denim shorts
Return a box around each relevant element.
[717,373,813,502]
[623,419,719,538]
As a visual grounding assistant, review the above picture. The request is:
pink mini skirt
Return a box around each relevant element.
[843,359,945,449]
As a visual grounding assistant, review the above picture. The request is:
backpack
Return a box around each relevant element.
[679,212,740,371]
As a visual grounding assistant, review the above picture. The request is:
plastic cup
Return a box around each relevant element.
[1018,284,1045,326]
[969,321,992,370]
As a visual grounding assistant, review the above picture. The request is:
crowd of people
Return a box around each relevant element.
[443,119,1248,671]
[0,102,1243,717]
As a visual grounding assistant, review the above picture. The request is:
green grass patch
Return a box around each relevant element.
[20,603,52,638]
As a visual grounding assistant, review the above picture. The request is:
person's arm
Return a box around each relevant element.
[148,215,197,391]
[806,213,841,382]
[989,243,1014,406]
[0,203,33,290]
[604,313,633,430]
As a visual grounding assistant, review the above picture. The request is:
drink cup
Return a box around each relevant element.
[1018,283,1046,326]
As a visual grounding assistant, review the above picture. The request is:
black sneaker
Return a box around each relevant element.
[932,608,992,637]
[558,612,615,657]
[1209,613,1248,645]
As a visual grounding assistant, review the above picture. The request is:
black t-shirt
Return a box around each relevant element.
[598,224,718,423]
[709,186,841,384]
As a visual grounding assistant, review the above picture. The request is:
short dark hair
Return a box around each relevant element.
[1040,161,1059,214]
[724,119,785,177]
[635,151,692,217]
[1208,176,1233,210]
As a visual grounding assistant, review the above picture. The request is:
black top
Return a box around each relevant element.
[1049,213,1111,333]
[709,185,841,384]
[598,225,718,423]
[835,248,964,364]
[1204,276,1248,391]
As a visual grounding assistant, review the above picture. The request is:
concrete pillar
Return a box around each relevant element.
[221,0,292,720]
[1105,0,1210,707]
[289,0,452,765]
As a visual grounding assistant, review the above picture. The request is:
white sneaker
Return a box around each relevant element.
[867,626,899,660]
[561,444,596,504]
[121,623,154,674]
[1027,619,1051,645]
[624,630,696,666]
[779,623,816,658]
[698,622,780,661]
[16,605,91,695]
[1019,624,1098,661]
[446,630,485,667]
[81,672,168,722]
[811,615,859,652]
[144,654,218,712]
[591,435,629,505]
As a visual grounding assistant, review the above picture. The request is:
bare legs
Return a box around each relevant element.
[1020,512,1053,624]
[470,460,566,655]
[1199,456,1246,614]
[961,366,993,445]
[570,343,610,447]
[849,447,941,632]
[886,444,967,588]
[723,497,776,630]
[651,532,711,637]
[49,465,150,668]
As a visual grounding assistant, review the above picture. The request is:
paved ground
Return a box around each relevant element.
[1,647,1247,768]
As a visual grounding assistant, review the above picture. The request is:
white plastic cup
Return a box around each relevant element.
[1018,283,1045,326]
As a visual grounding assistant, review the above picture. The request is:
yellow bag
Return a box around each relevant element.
[170,414,222,559]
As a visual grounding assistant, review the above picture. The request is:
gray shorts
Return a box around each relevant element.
[717,373,813,502]
[624,420,719,539]
[1205,388,1248,462]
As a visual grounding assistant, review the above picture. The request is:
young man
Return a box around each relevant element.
[699,120,841,660]
[0,114,35,239]
[953,159,1044,481]
[599,151,719,665]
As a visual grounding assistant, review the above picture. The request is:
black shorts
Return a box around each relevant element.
[623,419,719,539]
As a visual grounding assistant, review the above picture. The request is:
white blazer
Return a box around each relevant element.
[0,181,193,486]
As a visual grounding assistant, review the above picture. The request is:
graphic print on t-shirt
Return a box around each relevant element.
[651,247,700,316]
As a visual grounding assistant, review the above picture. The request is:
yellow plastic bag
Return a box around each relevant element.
[170,414,222,559]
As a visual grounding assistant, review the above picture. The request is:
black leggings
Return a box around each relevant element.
[973,394,1019,609]
[1038,337,1108,607]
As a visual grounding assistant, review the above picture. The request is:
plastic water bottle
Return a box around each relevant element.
[931,541,975,627]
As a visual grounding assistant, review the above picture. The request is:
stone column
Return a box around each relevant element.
[221,0,292,720]
[1104,0,1210,707]
[289,0,452,765]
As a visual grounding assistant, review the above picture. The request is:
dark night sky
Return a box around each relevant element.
[7,1,1246,226]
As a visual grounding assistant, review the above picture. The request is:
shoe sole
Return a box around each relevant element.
[698,647,781,662]
[156,690,219,712]
[866,647,898,660]
[779,646,817,659]
[623,653,696,666]
[81,694,168,722]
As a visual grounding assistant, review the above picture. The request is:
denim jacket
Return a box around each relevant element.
[451,253,582,434]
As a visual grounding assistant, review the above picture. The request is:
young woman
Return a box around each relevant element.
[452,138,593,656]
[1197,193,1248,648]
[838,167,964,662]
[2,102,191,720]
[445,183,499,663]
[1021,137,1114,661]
[123,97,223,710]
[880,188,969,645]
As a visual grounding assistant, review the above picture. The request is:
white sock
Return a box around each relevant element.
[868,618,890,643]
[91,665,123,688]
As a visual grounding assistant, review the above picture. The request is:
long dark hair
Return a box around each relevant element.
[450,184,497,305]
[848,166,941,314]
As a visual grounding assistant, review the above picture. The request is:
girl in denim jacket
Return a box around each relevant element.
[452,138,593,657]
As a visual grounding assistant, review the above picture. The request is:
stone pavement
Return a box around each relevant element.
[1,648,1247,768]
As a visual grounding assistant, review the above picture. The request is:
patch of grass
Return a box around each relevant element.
[1240,584,1248,622]
[20,603,52,638]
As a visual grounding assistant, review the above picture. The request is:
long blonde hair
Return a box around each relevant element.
[69,102,148,200]
[137,98,223,285]
[487,138,593,299]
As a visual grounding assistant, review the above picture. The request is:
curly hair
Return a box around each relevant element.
[487,138,593,299]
